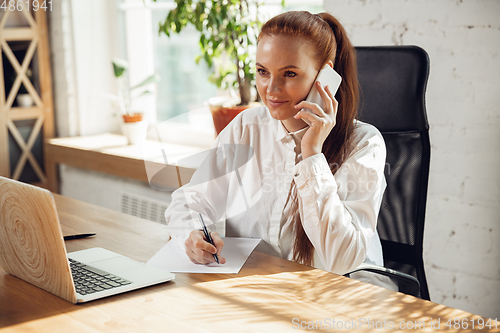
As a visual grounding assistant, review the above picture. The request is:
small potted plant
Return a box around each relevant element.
[158,0,278,134]
[112,58,160,144]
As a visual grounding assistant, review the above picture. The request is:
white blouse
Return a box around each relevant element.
[165,105,396,289]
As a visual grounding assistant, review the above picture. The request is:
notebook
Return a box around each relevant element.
[0,176,174,304]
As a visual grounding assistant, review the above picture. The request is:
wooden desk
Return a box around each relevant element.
[0,195,498,332]
[44,133,202,193]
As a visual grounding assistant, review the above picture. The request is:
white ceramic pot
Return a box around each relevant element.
[121,120,148,145]
[16,94,33,107]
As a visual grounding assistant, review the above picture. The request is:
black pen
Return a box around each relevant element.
[198,213,219,264]
[63,233,96,241]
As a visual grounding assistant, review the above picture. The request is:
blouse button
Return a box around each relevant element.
[294,172,299,177]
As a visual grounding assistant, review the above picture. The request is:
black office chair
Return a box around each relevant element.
[347,46,431,300]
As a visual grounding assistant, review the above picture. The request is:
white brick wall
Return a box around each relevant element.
[324,0,500,319]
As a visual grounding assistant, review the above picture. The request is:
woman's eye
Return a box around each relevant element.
[284,71,297,77]
[257,68,268,75]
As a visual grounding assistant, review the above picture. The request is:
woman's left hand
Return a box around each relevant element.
[293,81,339,159]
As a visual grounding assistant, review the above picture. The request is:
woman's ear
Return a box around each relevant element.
[325,60,334,69]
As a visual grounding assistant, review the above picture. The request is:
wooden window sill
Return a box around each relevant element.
[44,133,208,193]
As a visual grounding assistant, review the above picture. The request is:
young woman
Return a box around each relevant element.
[165,11,395,289]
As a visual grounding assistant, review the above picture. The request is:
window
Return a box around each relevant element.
[119,0,324,124]
[150,17,216,123]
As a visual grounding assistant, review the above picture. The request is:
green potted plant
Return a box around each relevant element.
[112,58,160,144]
[158,0,279,134]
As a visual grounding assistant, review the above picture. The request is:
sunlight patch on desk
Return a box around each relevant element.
[168,269,495,332]
[188,270,393,324]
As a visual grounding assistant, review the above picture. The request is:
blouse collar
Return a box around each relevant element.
[276,118,308,144]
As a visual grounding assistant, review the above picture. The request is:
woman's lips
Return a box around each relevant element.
[268,99,288,108]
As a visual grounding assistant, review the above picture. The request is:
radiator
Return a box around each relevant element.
[120,192,171,224]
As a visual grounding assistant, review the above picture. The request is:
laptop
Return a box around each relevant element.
[0,176,175,304]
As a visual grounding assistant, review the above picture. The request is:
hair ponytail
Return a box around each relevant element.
[259,12,359,267]
[317,13,359,175]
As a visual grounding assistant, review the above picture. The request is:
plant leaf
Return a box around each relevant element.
[112,58,128,77]
[132,90,153,98]
[130,73,161,90]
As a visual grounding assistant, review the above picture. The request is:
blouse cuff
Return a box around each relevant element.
[293,153,335,189]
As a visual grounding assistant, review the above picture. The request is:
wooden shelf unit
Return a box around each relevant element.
[0,9,54,189]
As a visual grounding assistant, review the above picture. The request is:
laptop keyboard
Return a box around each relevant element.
[69,258,132,296]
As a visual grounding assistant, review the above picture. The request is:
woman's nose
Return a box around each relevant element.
[267,77,282,94]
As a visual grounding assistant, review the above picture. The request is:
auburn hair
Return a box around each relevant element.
[258,11,359,266]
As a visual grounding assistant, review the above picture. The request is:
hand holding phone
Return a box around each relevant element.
[300,65,342,126]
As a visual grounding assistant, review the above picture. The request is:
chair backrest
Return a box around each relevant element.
[355,46,431,300]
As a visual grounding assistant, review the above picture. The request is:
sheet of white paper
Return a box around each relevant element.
[146,237,261,274]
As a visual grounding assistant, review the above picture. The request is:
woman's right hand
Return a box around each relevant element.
[185,229,226,265]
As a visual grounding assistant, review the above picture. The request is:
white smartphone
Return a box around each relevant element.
[301,65,342,126]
